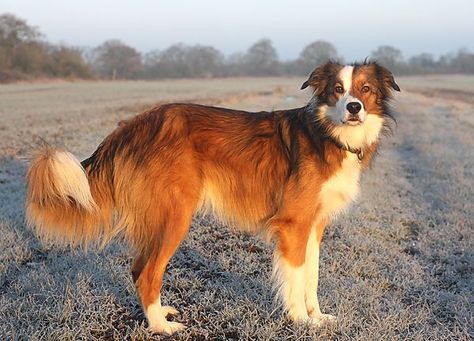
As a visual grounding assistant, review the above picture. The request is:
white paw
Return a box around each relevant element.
[310,313,337,327]
[287,307,310,322]
[161,305,179,317]
[147,303,185,335]
[149,320,186,335]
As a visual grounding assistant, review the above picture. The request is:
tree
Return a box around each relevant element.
[450,48,474,73]
[92,40,142,79]
[298,40,339,75]
[0,13,39,41]
[244,38,280,76]
[225,52,246,76]
[144,44,188,78]
[185,45,223,77]
[0,13,42,72]
[143,44,224,78]
[0,14,93,81]
[408,53,436,73]
[143,49,163,77]
[47,46,92,78]
[371,45,404,73]
[11,41,48,74]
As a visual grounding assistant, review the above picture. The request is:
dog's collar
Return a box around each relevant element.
[330,138,364,161]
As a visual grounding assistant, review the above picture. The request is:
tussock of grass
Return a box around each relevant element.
[1,77,472,340]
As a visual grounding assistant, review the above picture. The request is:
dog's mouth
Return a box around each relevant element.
[341,117,362,126]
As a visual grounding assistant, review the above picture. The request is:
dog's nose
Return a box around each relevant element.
[346,102,362,114]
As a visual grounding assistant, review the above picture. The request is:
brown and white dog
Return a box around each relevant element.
[25,61,399,334]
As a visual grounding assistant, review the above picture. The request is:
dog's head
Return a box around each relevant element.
[302,60,400,149]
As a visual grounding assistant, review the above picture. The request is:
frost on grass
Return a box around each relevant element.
[0,77,473,340]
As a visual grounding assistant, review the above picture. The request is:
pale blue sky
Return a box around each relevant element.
[2,0,473,60]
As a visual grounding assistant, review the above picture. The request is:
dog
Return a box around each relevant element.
[25,60,400,335]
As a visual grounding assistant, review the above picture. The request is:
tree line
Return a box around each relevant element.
[1,13,473,82]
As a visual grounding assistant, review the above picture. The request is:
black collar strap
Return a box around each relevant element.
[330,138,364,161]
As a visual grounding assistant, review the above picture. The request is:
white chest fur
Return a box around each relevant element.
[318,153,361,219]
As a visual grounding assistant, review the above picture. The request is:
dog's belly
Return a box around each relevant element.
[197,178,274,232]
[318,154,361,219]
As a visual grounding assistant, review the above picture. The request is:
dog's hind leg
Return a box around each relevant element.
[134,202,195,335]
[132,251,179,317]
[304,221,336,326]
[131,252,148,284]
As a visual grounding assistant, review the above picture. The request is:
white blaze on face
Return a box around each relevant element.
[335,65,367,124]
[339,65,353,92]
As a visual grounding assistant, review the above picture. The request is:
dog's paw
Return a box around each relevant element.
[147,304,185,335]
[149,320,186,335]
[309,313,337,327]
[161,305,179,317]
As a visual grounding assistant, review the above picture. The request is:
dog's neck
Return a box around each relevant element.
[328,136,365,161]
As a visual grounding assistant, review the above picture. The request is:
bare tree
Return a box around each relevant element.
[144,44,188,78]
[143,49,164,77]
[225,52,246,76]
[0,13,42,73]
[408,53,436,73]
[371,45,404,73]
[186,45,223,77]
[143,44,223,78]
[450,48,474,73]
[244,38,280,76]
[298,40,339,75]
[92,40,142,79]
[47,46,92,78]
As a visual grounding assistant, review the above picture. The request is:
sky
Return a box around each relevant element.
[2,0,474,61]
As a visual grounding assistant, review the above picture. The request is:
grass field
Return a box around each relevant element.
[0,75,473,340]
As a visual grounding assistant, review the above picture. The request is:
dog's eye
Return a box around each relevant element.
[335,86,344,94]
[362,85,370,93]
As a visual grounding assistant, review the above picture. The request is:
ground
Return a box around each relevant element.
[0,76,472,340]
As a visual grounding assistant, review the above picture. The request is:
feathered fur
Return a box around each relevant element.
[25,60,399,335]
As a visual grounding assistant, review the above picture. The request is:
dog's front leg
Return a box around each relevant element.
[304,223,336,326]
[274,253,308,321]
[272,222,311,322]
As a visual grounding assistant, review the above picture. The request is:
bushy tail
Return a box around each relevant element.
[25,147,113,248]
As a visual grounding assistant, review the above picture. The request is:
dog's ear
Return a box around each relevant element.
[301,61,339,95]
[376,63,400,92]
[300,80,310,90]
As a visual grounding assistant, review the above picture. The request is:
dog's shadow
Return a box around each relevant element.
[23,236,274,331]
